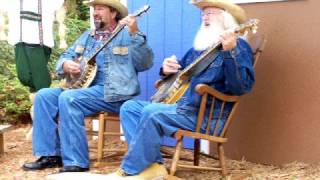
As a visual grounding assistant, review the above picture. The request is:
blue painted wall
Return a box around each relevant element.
[127,0,201,148]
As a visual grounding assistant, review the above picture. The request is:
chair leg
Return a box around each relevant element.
[218,143,227,177]
[0,133,4,155]
[97,113,106,163]
[170,137,183,176]
[194,139,200,166]
[86,117,94,140]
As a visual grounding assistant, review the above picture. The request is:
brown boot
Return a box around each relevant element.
[104,163,168,180]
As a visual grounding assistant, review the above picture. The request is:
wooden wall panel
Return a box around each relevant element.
[224,0,320,165]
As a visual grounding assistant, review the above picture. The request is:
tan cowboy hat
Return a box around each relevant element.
[87,0,128,18]
[190,0,246,23]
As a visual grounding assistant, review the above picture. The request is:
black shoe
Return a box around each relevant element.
[59,166,89,173]
[22,156,63,171]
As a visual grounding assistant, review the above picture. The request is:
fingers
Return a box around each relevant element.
[69,64,81,74]
[219,30,237,51]
[162,55,181,75]
[165,55,180,68]
[63,60,81,74]
[120,15,138,33]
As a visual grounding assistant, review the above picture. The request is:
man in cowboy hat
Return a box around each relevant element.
[105,0,255,179]
[22,0,153,173]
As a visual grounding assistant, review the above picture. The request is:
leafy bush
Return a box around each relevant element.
[0,60,31,124]
[49,45,64,80]
[64,17,90,46]
[0,2,90,124]
[0,41,14,63]
[76,0,90,21]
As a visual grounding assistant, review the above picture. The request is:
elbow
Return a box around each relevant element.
[136,57,154,72]
[228,79,255,95]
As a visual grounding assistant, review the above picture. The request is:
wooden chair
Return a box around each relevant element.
[168,34,266,178]
[85,112,127,166]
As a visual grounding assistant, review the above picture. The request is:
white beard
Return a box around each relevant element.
[193,22,224,51]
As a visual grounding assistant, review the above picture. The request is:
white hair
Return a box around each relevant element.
[193,10,241,51]
[222,11,240,31]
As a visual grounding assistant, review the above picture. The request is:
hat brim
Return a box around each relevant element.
[87,0,128,18]
[190,0,246,24]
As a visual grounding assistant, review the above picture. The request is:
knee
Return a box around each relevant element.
[141,104,161,119]
[58,90,75,105]
[34,88,52,102]
[120,100,138,116]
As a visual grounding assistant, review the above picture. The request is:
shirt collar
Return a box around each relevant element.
[90,23,118,39]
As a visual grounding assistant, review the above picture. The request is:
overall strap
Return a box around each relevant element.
[37,0,43,45]
[19,0,43,45]
[19,0,22,42]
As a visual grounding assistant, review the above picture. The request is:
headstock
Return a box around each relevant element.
[235,19,259,36]
[132,5,150,17]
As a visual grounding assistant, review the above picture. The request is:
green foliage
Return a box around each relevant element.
[0,42,32,124]
[76,0,90,21]
[48,44,64,80]
[65,0,90,21]
[0,3,90,124]
[64,0,91,43]
[64,17,90,46]
[0,61,31,123]
[0,41,14,63]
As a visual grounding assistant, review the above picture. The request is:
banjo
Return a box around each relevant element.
[151,19,259,104]
[59,5,150,89]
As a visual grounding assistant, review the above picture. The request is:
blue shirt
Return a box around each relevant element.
[56,28,154,102]
[176,38,255,117]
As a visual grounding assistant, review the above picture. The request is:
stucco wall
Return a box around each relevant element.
[223,0,320,165]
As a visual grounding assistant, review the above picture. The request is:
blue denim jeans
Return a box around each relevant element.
[32,85,123,168]
[120,100,196,175]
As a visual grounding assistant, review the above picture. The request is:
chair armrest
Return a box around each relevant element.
[195,84,240,102]
[174,129,228,143]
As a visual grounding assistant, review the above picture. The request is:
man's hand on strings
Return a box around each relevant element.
[162,55,181,76]
[63,60,81,75]
[220,30,237,51]
[120,15,138,33]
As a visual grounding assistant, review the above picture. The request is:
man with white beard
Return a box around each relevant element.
[105,0,255,179]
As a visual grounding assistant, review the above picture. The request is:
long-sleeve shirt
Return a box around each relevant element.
[56,28,154,102]
[176,38,255,117]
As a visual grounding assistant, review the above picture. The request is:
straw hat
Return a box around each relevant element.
[87,0,128,18]
[190,0,246,23]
